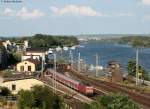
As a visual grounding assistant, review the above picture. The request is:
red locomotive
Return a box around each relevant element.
[45,69,93,95]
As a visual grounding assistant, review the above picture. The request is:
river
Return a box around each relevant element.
[70,42,150,74]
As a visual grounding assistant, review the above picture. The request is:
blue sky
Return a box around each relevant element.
[0,0,150,36]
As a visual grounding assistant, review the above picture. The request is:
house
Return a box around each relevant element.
[16,58,41,73]
[22,55,40,61]
[26,47,48,56]
[0,78,44,94]
[25,47,49,61]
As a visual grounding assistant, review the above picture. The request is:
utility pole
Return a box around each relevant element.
[69,50,73,67]
[41,53,44,73]
[53,53,57,93]
[96,54,99,77]
[136,48,139,86]
[78,52,80,73]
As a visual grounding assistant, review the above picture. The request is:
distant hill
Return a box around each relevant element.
[76,34,150,39]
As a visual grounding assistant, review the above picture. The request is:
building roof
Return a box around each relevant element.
[25,58,40,65]
[26,47,48,53]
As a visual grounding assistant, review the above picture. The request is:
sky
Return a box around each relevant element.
[0,0,150,36]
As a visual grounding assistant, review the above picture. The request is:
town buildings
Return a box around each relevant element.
[16,58,41,74]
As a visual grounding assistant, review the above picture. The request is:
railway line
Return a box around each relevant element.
[69,68,150,108]
[36,76,93,104]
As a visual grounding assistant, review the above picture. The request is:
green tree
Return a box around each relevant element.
[0,87,11,96]
[17,90,35,109]
[85,93,139,109]
[128,60,150,81]
[17,85,66,109]
[31,85,54,109]
[100,93,139,109]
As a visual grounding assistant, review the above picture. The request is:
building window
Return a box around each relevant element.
[12,84,16,91]
[28,66,31,71]
[20,66,24,71]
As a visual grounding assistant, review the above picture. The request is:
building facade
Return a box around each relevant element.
[0,78,44,94]
[16,58,41,73]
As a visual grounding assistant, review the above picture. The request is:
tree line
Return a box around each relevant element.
[5,34,79,48]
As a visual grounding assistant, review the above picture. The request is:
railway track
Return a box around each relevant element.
[69,68,150,108]
[37,76,93,104]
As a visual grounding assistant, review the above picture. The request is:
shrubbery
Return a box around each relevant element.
[17,85,70,109]
[85,93,140,109]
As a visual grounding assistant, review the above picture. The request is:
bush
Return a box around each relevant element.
[17,90,35,109]
[0,87,11,96]
[85,93,140,109]
[100,93,140,109]
[17,85,66,109]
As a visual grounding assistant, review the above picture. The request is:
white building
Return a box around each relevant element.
[0,78,44,94]
[24,40,29,50]
[22,55,40,61]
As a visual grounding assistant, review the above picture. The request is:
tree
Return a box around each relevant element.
[8,53,21,65]
[0,87,11,96]
[100,93,139,109]
[85,93,140,109]
[17,90,35,109]
[31,85,54,109]
[17,85,66,109]
[128,60,150,81]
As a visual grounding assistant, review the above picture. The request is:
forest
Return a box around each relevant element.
[2,34,79,48]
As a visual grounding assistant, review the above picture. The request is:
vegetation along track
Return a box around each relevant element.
[69,68,150,107]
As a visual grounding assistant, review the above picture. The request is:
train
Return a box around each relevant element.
[45,69,94,95]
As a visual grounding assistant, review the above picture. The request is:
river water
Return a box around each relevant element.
[71,42,150,74]
[49,42,150,74]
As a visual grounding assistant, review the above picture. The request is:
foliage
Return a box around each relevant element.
[0,87,11,96]
[85,93,140,109]
[17,90,35,109]
[2,69,14,78]
[0,42,9,68]
[128,60,150,81]
[100,93,139,109]
[8,53,21,65]
[118,36,150,47]
[84,101,105,109]
[17,85,68,109]
[7,34,79,48]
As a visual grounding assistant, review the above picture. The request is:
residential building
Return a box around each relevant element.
[22,55,40,61]
[26,47,48,58]
[16,58,41,73]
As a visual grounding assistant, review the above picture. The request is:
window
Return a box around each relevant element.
[20,66,24,71]
[28,66,31,71]
[12,84,16,90]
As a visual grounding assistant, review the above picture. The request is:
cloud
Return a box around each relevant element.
[141,0,150,5]
[50,5,105,17]
[3,7,44,20]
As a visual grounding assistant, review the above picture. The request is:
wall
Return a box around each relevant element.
[0,79,44,94]
[16,61,35,72]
